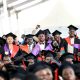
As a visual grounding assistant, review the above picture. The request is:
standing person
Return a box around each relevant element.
[44,29,52,44]
[25,34,35,53]
[32,30,53,56]
[64,25,80,54]
[51,30,66,58]
[20,34,35,54]
[3,32,19,58]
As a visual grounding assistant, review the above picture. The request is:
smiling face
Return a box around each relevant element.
[6,36,14,44]
[54,34,60,42]
[69,30,75,38]
[35,68,53,80]
[62,67,76,80]
[38,34,45,42]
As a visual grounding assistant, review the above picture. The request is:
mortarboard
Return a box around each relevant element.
[6,32,17,39]
[26,34,34,38]
[11,50,28,65]
[52,30,62,36]
[24,53,36,67]
[44,29,51,35]
[42,50,54,58]
[26,53,36,60]
[59,53,74,62]
[36,30,45,37]
[67,25,78,31]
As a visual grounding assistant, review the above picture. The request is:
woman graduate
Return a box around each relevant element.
[3,32,19,58]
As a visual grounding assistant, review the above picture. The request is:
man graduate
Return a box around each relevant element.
[32,30,53,56]
[64,25,80,54]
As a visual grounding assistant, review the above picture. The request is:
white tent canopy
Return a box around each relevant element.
[0,0,80,38]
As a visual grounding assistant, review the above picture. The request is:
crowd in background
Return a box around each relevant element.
[0,24,80,80]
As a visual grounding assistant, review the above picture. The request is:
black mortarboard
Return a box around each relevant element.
[26,53,36,60]
[10,72,26,80]
[6,32,17,39]
[67,25,78,31]
[24,54,36,67]
[44,29,51,35]
[36,30,45,37]
[59,53,74,62]
[42,50,54,58]
[26,34,34,38]
[52,30,62,36]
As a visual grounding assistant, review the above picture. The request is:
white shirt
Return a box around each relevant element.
[39,42,45,50]
[28,44,34,53]
[67,38,74,53]
[10,49,12,54]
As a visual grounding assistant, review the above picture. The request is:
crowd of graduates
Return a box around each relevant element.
[0,24,80,80]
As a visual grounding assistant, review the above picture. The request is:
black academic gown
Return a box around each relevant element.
[51,38,66,53]
[64,37,80,54]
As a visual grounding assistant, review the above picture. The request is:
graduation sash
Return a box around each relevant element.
[11,45,19,58]
[0,54,2,60]
[4,44,19,58]
[65,37,71,45]
[4,44,11,55]
[65,37,80,50]
[20,44,29,53]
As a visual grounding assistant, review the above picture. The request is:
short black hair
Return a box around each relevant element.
[27,61,52,73]
[10,72,26,80]
[26,73,40,80]
[59,61,75,76]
